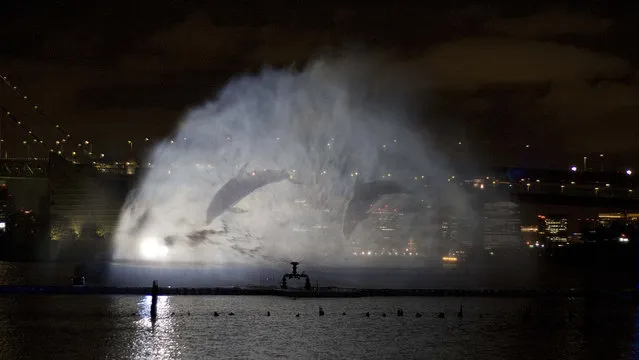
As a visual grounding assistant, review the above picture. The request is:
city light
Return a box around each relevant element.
[570,166,577,172]
[627,169,632,176]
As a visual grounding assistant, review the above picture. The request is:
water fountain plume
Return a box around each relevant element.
[112,54,470,267]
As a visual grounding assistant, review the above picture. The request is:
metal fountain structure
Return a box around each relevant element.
[280,261,312,290]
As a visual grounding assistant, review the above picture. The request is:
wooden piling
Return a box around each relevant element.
[151,280,159,321]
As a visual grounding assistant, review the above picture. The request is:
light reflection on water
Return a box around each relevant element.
[131,296,182,360]
[0,295,637,359]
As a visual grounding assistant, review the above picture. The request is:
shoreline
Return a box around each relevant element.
[0,285,635,299]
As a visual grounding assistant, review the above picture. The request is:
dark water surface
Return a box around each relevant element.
[1,262,638,359]
[0,295,638,359]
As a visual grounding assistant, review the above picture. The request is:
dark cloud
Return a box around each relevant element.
[75,71,233,111]
[0,2,638,166]
[487,7,613,38]
[400,7,639,167]
[413,37,631,89]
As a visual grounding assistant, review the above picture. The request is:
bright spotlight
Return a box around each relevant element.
[139,237,169,260]
[626,169,632,176]
[570,166,577,172]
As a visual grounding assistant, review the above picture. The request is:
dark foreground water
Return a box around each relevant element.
[0,295,638,360]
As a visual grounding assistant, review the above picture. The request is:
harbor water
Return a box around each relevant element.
[0,294,637,359]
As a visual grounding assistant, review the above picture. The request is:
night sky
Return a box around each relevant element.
[1,1,638,170]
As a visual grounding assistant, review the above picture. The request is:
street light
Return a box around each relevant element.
[22,140,30,158]
[127,140,133,152]
[570,166,577,172]
[627,169,632,176]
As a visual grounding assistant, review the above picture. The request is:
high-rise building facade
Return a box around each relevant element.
[439,214,476,253]
[537,214,568,246]
[369,206,402,252]
[482,201,522,250]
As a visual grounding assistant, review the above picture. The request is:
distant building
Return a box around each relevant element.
[568,232,584,244]
[349,197,433,256]
[537,214,568,246]
[48,155,132,244]
[0,182,12,232]
[598,213,624,227]
[440,218,457,245]
[369,206,402,252]
[520,225,538,247]
[439,214,475,253]
[482,201,522,251]
[598,212,639,225]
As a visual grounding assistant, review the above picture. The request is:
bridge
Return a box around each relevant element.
[462,166,639,209]
[1,71,638,210]
[0,158,48,179]
[0,156,636,205]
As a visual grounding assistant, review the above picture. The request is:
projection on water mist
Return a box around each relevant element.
[112,56,468,266]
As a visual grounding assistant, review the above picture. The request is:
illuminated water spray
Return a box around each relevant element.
[112,55,468,266]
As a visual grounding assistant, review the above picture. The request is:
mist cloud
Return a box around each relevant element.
[113,54,471,265]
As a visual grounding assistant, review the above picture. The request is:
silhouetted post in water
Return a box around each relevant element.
[319,307,325,316]
[150,280,159,321]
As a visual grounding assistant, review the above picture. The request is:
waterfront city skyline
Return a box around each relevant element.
[1,4,639,359]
